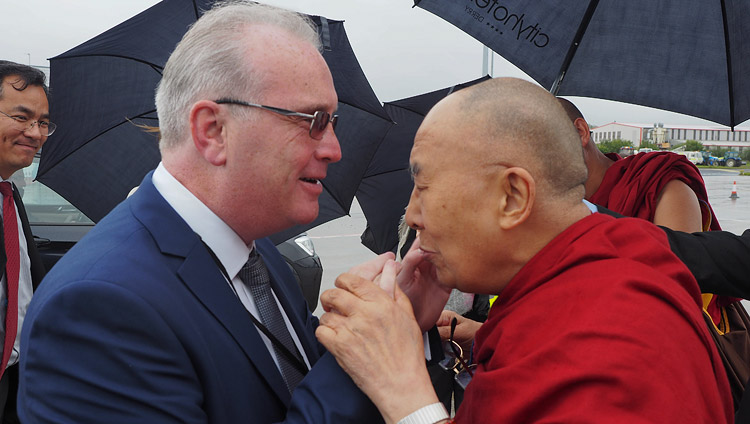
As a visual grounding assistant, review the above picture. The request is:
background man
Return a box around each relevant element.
[316,78,733,423]
[18,2,378,423]
[0,61,49,423]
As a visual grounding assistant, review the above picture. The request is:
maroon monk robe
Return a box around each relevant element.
[588,151,734,320]
[455,213,732,423]
[589,151,720,231]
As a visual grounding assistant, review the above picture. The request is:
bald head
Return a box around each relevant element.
[429,78,587,201]
[557,97,585,124]
[406,78,590,292]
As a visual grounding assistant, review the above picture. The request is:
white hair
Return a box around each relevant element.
[155,0,321,150]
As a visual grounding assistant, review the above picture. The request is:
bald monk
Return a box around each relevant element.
[315,78,733,423]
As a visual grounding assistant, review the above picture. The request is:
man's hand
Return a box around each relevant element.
[317,260,439,424]
[436,310,482,355]
[395,237,452,332]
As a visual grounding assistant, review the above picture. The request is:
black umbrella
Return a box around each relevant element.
[39,0,392,241]
[358,76,491,254]
[413,0,750,129]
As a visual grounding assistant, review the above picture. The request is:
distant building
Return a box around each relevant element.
[591,123,644,146]
[591,122,750,151]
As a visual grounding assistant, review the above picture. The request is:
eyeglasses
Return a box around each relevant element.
[0,110,56,136]
[215,98,337,140]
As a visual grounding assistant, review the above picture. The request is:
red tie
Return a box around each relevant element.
[0,182,19,377]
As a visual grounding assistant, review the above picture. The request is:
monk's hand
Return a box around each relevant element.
[317,260,439,424]
[396,236,451,332]
[436,310,481,355]
[347,251,395,281]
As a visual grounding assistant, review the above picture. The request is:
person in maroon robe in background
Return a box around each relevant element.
[314,78,733,423]
[558,98,746,408]
[589,151,720,231]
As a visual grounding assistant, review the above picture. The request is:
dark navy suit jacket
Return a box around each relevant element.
[18,173,380,423]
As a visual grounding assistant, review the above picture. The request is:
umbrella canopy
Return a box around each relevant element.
[413,0,750,128]
[40,0,392,241]
[358,76,491,254]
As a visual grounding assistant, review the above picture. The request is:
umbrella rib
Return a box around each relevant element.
[55,54,164,74]
[363,168,409,179]
[192,0,200,18]
[550,0,600,94]
[719,0,736,130]
[383,104,425,118]
[38,110,158,180]
[384,76,492,118]
[337,100,395,124]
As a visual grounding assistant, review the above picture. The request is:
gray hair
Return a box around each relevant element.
[155,0,321,150]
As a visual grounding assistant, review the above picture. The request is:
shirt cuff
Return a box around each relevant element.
[397,402,449,424]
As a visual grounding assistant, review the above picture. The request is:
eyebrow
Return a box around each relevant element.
[11,105,50,120]
[300,102,337,115]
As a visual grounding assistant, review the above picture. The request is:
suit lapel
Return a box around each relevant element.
[131,174,292,405]
[0,183,46,290]
[12,183,46,289]
[177,247,292,404]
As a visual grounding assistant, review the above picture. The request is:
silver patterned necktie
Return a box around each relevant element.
[239,249,305,393]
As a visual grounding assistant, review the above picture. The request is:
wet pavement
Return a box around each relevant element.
[702,168,750,235]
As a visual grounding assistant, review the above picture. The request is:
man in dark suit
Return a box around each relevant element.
[18,3,379,423]
[0,61,48,423]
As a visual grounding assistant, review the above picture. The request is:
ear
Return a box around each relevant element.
[497,167,535,230]
[189,100,227,166]
[573,117,591,147]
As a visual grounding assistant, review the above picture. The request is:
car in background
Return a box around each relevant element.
[11,157,323,312]
[677,151,704,165]
[618,146,635,157]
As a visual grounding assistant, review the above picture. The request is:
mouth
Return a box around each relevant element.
[15,142,39,151]
[419,247,436,255]
[299,177,321,185]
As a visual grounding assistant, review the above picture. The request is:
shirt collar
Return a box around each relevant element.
[151,163,252,279]
[582,199,599,214]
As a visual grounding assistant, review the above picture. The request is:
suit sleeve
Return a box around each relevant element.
[664,227,750,299]
[19,280,208,424]
[282,353,383,423]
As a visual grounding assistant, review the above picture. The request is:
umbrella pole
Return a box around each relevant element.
[550,0,600,95]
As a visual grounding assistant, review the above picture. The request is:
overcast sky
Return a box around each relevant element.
[5,0,746,128]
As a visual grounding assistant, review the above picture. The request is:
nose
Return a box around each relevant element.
[23,122,44,140]
[405,187,423,231]
[315,126,342,164]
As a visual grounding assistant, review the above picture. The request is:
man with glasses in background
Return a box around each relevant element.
[0,61,50,423]
[17,2,380,423]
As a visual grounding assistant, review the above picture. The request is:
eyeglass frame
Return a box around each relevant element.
[0,109,56,136]
[214,98,337,140]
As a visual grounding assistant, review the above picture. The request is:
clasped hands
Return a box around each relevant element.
[315,237,451,424]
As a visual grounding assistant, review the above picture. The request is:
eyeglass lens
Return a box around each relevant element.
[311,111,337,139]
[0,112,55,136]
[27,121,54,136]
